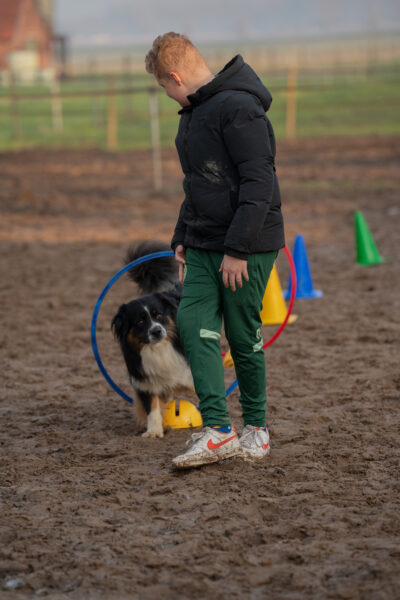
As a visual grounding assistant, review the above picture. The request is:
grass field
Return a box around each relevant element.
[0,68,399,150]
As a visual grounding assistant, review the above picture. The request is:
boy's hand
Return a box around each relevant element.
[219,255,249,291]
[175,244,186,284]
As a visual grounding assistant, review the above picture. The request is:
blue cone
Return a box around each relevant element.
[284,235,323,299]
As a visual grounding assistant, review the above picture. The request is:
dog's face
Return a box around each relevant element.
[112,294,175,349]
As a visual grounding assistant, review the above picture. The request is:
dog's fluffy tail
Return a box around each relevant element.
[125,240,179,294]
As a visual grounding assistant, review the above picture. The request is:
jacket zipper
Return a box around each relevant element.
[183,111,193,201]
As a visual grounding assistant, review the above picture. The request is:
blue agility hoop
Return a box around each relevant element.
[91,251,174,404]
[91,247,296,404]
[91,250,241,404]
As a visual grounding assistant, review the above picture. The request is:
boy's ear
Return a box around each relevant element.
[170,71,183,86]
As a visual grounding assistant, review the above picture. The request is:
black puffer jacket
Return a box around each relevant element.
[171,54,285,260]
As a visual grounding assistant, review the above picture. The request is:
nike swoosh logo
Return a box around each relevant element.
[207,433,237,450]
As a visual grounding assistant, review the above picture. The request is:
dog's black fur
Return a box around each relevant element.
[111,241,194,437]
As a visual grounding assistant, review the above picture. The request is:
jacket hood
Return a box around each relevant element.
[186,54,272,112]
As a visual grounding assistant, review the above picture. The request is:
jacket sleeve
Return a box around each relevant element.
[221,93,275,260]
[171,197,188,251]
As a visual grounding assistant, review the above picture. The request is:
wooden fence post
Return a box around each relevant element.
[51,77,63,133]
[107,76,118,150]
[285,65,297,140]
[89,59,102,127]
[9,74,22,142]
[122,55,133,120]
[149,88,162,191]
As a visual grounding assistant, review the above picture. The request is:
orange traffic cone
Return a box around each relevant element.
[260,264,297,325]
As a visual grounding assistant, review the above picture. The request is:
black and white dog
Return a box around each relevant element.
[111,241,194,438]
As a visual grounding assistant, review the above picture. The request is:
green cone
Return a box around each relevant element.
[354,211,384,266]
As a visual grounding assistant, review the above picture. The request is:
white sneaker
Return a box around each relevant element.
[172,427,242,469]
[240,425,270,459]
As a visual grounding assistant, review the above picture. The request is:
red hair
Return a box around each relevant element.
[145,32,206,79]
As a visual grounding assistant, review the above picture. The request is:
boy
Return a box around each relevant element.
[145,33,284,469]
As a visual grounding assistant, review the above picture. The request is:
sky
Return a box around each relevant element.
[55,0,400,47]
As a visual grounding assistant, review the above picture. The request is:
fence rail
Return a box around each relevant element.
[1,65,399,190]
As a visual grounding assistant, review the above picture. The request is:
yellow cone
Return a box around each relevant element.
[260,264,297,325]
[224,265,296,368]
[223,351,235,368]
[162,399,203,429]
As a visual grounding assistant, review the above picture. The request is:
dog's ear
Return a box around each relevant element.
[111,304,129,340]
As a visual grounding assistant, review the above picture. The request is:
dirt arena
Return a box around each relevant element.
[1,136,399,599]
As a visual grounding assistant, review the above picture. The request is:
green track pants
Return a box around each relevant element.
[177,248,278,427]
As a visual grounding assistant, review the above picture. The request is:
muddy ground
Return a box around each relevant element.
[1,136,399,599]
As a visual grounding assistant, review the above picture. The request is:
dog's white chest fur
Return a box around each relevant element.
[135,340,193,395]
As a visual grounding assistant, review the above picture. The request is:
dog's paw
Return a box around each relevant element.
[142,429,164,439]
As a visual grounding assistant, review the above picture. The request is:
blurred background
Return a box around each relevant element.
[0,0,399,159]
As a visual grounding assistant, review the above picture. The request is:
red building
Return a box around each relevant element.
[0,0,53,78]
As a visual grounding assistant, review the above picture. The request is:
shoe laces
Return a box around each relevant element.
[242,426,267,445]
[185,427,221,448]
[185,430,208,447]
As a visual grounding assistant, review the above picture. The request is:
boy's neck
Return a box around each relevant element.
[187,71,214,96]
